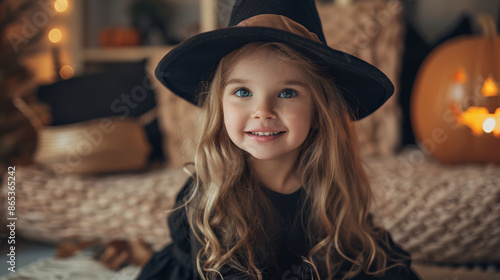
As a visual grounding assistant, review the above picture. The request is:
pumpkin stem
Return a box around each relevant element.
[476,14,497,37]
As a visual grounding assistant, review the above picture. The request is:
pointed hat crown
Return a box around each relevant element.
[228,0,327,44]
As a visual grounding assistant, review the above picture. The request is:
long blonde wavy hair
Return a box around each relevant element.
[182,42,406,280]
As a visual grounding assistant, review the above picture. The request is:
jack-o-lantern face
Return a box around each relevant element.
[411,15,500,163]
[450,72,500,137]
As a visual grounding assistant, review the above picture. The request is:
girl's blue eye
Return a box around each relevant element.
[234,88,252,97]
[279,89,298,98]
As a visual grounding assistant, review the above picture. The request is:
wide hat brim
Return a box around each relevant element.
[155,26,394,120]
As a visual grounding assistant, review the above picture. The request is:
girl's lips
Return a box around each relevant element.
[245,131,286,143]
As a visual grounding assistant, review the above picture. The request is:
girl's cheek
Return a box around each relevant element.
[223,106,243,129]
[282,104,312,121]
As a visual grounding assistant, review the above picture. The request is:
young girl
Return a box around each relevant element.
[138,0,419,279]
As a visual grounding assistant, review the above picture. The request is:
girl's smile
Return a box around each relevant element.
[245,130,286,143]
[222,48,313,162]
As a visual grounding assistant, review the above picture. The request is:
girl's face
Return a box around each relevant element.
[222,48,313,162]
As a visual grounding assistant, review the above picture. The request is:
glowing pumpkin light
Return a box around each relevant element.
[452,105,500,137]
[411,14,500,163]
[481,76,498,97]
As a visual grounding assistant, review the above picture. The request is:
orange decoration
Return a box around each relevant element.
[99,28,142,47]
[411,15,500,163]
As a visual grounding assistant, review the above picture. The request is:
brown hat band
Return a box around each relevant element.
[235,14,322,44]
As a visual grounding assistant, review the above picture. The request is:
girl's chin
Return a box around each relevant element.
[244,152,275,161]
[238,144,302,163]
[245,152,294,163]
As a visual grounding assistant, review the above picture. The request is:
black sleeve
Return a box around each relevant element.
[136,177,195,280]
[352,230,421,280]
[381,231,420,280]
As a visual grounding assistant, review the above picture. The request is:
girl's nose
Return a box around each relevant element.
[251,98,277,120]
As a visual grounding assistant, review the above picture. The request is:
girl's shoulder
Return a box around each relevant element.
[167,176,196,250]
[175,176,196,203]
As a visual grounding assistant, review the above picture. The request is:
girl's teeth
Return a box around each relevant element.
[250,132,282,136]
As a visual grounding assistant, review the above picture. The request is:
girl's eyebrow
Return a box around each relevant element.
[226,78,307,88]
[282,80,307,88]
[226,78,249,85]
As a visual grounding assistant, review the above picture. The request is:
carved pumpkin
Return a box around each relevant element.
[411,15,500,163]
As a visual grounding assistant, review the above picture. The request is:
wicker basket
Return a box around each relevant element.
[33,117,151,175]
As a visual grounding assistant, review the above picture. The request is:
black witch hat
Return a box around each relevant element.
[155,0,394,119]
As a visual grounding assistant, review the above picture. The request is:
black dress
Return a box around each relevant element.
[136,178,420,280]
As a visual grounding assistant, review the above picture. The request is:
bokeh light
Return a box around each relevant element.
[60,65,74,79]
[54,0,69,13]
[48,28,62,43]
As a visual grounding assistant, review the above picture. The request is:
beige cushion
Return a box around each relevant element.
[33,117,151,175]
[147,50,201,168]
[318,0,405,156]
[366,148,500,263]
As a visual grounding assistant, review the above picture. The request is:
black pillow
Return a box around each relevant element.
[399,16,473,146]
[398,20,431,146]
[37,59,164,162]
